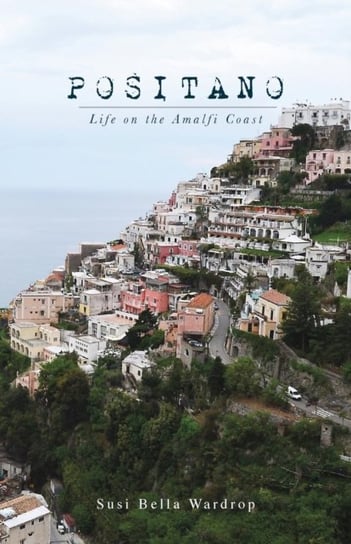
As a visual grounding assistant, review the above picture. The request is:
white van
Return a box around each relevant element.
[288,386,302,400]
[57,523,65,535]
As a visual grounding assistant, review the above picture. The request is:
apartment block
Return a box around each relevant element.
[12,291,77,324]
[0,493,51,544]
[279,100,351,128]
[68,334,106,363]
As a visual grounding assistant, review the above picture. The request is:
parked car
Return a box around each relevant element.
[57,522,65,534]
[188,339,203,348]
[287,386,301,400]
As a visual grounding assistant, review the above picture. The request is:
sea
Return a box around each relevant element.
[0,188,164,307]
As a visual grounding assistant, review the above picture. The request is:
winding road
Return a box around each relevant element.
[209,299,233,365]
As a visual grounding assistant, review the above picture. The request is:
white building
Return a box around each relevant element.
[279,99,351,128]
[305,245,346,281]
[207,205,308,248]
[88,313,132,341]
[114,248,135,273]
[272,234,311,254]
[0,493,51,544]
[79,278,123,316]
[156,210,197,235]
[71,271,91,295]
[121,219,156,251]
[68,334,106,363]
[268,259,296,281]
[217,185,261,208]
[122,350,154,383]
[347,269,351,298]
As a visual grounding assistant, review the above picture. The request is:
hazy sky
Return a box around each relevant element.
[1,0,351,199]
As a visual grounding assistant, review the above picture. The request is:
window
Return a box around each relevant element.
[20,523,25,529]
[38,516,44,522]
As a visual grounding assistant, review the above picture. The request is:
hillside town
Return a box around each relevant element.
[2,98,351,542]
[6,99,351,390]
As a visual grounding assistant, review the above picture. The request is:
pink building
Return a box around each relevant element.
[258,127,295,158]
[13,291,77,324]
[305,149,335,184]
[121,282,146,315]
[176,293,214,363]
[120,274,170,315]
[178,240,199,258]
[144,276,169,314]
[155,242,180,265]
[168,190,177,208]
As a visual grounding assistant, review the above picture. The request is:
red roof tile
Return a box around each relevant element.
[110,244,126,251]
[187,293,213,309]
[260,289,290,306]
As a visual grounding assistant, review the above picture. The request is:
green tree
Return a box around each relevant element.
[207,357,225,399]
[37,355,89,434]
[281,267,322,353]
[193,205,208,238]
[0,386,39,461]
[224,356,260,397]
[290,123,316,164]
[311,194,345,232]
[233,156,255,182]
[125,308,158,350]
[133,240,144,268]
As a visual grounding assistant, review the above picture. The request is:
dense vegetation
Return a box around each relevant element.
[272,267,351,374]
[1,341,351,543]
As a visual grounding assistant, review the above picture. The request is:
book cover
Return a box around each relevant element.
[1,2,351,543]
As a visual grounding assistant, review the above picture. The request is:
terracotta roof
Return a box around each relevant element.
[187,293,213,309]
[111,244,126,251]
[45,271,64,284]
[0,495,41,517]
[260,289,291,306]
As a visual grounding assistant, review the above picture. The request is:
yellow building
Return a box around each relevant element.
[9,322,60,361]
[239,289,290,340]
